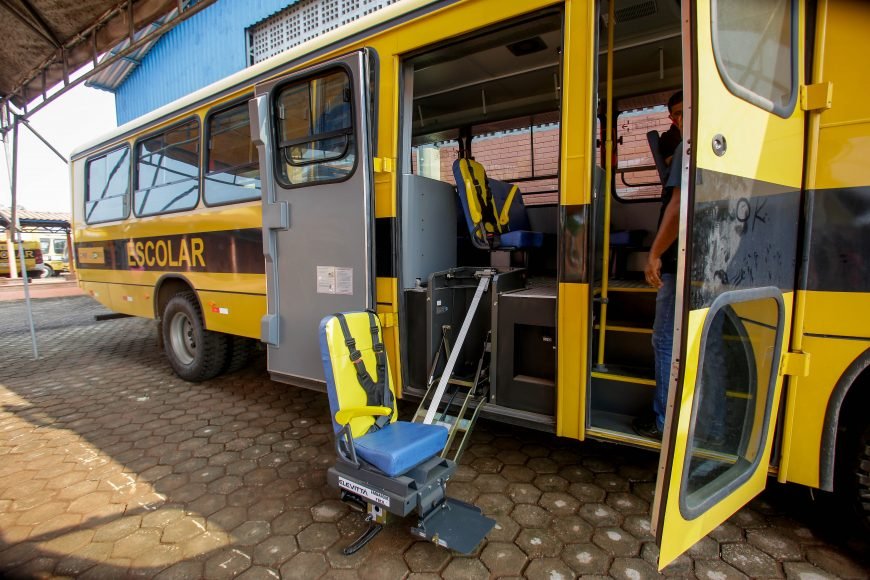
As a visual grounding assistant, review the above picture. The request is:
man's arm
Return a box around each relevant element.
[645,186,680,289]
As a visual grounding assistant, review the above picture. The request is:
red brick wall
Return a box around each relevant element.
[411,109,675,205]
[435,126,560,206]
[615,109,674,199]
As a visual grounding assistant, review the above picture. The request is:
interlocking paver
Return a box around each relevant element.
[232,520,271,547]
[0,296,867,579]
[204,547,253,579]
[578,501,623,526]
[279,551,327,580]
[296,521,339,551]
[480,542,528,576]
[610,556,663,580]
[592,527,641,557]
[507,482,541,504]
[561,542,612,575]
[516,527,562,558]
[441,556,489,580]
[525,557,574,580]
[252,534,298,567]
[695,558,749,579]
[161,516,207,543]
[722,541,783,578]
[404,540,450,573]
[539,491,579,515]
[805,547,869,579]
[641,542,693,577]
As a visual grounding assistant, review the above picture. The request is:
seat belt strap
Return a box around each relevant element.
[335,313,392,430]
[367,312,392,429]
[464,160,501,242]
[498,184,519,230]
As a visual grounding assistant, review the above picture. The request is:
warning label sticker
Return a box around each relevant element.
[338,476,390,507]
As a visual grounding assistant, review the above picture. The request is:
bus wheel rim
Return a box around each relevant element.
[169,311,196,366]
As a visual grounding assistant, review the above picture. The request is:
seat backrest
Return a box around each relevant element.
[488,178,531,232]
[319,312,397,438]
[646,130,670,184]
[453,159,536,248]
[453,158,501,250]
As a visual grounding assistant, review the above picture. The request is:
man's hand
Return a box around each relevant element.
[645,254,662,289]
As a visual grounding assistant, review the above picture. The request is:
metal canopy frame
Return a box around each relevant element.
[0,0,218,360]
[1,0,218,133]
[2,0,220,276]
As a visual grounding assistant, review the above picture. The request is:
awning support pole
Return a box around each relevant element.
[10,118,39,359]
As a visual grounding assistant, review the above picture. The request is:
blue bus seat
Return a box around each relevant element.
[319,311,448,477]
[452,158,543,251]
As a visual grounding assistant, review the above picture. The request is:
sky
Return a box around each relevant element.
[1,84,117,214]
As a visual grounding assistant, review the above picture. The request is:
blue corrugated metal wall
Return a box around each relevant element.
[115,0,297,125]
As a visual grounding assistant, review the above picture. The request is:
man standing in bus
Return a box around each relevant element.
[633,92,682,440]
[659,91,682,167]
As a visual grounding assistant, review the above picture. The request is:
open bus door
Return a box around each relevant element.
[251,50,376,386]
[652,0,805,569]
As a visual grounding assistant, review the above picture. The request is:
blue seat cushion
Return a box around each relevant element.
[355,422,448,477]
[499,230,543,249]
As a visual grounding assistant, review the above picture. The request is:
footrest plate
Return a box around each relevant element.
[411,497,495,554]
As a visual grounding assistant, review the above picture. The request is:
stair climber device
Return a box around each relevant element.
[319,285,496,555]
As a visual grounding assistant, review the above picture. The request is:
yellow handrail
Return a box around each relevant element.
[596,0,616,368]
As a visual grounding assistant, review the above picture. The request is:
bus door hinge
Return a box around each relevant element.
[373,157,394,173]
[378,311,397,328]
[264,201,289,231]
[800,82,833,112]
[780,351,811,377]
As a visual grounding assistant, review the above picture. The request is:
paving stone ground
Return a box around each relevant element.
[0,296,868,579]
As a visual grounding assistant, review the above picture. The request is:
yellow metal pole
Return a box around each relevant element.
[779,0,826,484]
[596,0,616,368]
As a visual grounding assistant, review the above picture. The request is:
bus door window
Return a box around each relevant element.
[275,69,356,185]
[681,292,783,517]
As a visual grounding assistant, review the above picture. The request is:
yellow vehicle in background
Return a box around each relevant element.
[35,234,69,276]
[0,239,48,278]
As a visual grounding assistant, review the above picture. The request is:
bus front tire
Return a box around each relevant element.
[30,264,52,278]
[856,423,870,531]
[162,291,227,382]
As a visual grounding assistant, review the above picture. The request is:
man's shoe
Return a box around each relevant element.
[632,416,663,440]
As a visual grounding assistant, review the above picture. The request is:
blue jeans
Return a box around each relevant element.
[652,273,676,431]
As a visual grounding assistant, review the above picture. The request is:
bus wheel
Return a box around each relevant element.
[223,335,256,374]
[856,423,870,530]
[162,291,227,382]
[34,264,53,278]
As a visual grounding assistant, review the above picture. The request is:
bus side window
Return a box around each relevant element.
[274,69,356,186]
[85,145,131,224]
[134,118,201,216]
[205,101,261,205]
[53,239,67,259]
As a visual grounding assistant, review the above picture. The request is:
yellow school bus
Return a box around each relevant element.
[70,0,870,567]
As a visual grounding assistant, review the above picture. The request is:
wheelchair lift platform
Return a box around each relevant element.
[321,270,497,555]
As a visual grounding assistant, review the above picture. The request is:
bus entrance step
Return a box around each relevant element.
[411,497,495,554]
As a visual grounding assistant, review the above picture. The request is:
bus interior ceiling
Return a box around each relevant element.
[396,3,684,434]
